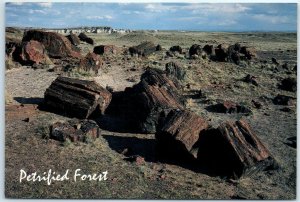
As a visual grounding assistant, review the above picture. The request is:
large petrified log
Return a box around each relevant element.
[156,109,209,159]
[44,76,111,119]
[106,68,184,133]
[19,40,52,65]
[165,61,186,81]
[129,41,157,57]
[78,33,94,45]
[78,52,103,75]
[67,33,81,46]
[197,119,277,178]
[22,30,81,59]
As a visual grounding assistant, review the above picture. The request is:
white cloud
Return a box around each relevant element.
[86,15,113,20]
[145,3,177,13]
[29,9,47,14]
[252,14,290,24]
[37,2,52,8]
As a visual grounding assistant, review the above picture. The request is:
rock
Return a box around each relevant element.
[156,44,162,51]
[240,46,256,60]
[94,45,117,55]
[19,40,52,65]
[272,57,279,65]
[124,155,145,165]
[106,68,184,133]
[197,119,277,177]
[165,51,175,57]
[228,44,241,64]
[189,44,202,56]
[165,61,186,80]
[283,136,296,148]
[207,101,251,114]
[156,109,209,159]
[243,74,258,86]
[273,94,294,105]
[251,100,262,109]
[66,33,81,46]
[129,41,157,57]
[22,30,82,59]
[79,52,103,75]
[203,44,214,55]
[78,32,94,45]
[50,119,100,143]
[279,77,296,92]
[169,45,183,54]
[215,44,229,62]
[44,76,112,119]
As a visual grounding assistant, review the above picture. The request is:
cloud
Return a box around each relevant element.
[37,2,52,8]
[144,3,177,13]
[252,14,290,24]
[86,15,113,20]
[29,9,47,14]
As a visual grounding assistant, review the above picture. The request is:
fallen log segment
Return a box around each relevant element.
[44,76,111,119]
[197,119,277,178]
[156,109,209,159]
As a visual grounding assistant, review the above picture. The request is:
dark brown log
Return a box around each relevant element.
[106,68,184,133]
[44,76,111,118]
[156,109,209,159]
[197,119,277,178]
[129,41,157,57]
[50,119,100,143]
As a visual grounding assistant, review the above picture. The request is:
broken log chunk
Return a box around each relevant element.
[106,68,184,133]
[197,119,277,178]
[129,41,157,57]
[156,109,209,159]
[44,76,112,119]
[165,61,186,81]
[50,119,100,143]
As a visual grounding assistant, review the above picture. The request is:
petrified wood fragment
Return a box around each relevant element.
[155,109,209,159]
[44,76,111,119]
[197,119,277,178]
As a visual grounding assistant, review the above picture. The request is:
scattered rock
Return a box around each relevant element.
[279,77,296,92]
[169,45,183,54]
[273,94,294,105]
[156,44,162,51]
[207,101,251,114]
[50,119,100,143]
[189,44,202,56]
[240,46,256,60]
[272,57,279,65]
[215,44,229,62]
[129,41,157,57]
[78,32,94,45]
[243,74,258,86]
[66,33,81,46]
[79,52,104,75]
[22,30,82,59]
[165,61,186,80]
[203,44,214,55]
[283,136,296,148]
[44,76,112,119]
[251,100,262,109]
[94,45,118,55]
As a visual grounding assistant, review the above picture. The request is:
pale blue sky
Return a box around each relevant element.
[5,2,297,31]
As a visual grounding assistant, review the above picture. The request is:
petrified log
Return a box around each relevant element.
[94,45,117,55]
[78,33,94,45]
[156,109,209,159]
[197,119,277,178]
[50,119,100,143]
[44,76,112,119]
[79,52,103,75]
[165,61,186,80]
[279,77,296,92]
[189,44,202,56]
[106,68,184,133]
[19,40,52,65]
[129,41,157,57]
[67,33,81,46]
[169,45,183,54]
[22,30,81,59]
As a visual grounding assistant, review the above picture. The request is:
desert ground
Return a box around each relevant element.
[5,29,296,199]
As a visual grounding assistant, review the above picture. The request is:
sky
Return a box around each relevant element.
[5,2,297,32]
